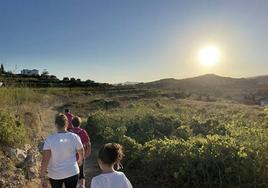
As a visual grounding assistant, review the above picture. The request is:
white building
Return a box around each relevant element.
[21,69,39,76]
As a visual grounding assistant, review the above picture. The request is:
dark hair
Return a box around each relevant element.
[65,109,70,113]
[55,113,68,128]
[98,143,124,165]
[72,116,81,127]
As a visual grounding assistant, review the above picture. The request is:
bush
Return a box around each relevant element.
[85,102,268,187]
[126,113,181,143]
[120,136,142,171]
[89,99,120,111]
[0,111,28,147]
[86,110,181,144]
[131,136,257,187]
[86,111,127,143]
[190,119,227,136]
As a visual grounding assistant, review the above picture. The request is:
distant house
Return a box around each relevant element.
[21,69,39,76]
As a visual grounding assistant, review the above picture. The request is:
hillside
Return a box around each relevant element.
[0,72,110,88]
[0,87,268,187]
[139,74,268,98]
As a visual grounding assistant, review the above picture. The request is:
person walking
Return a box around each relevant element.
[65,108,75,130]
[70,116,91,188]
[91,143,133,188]
[40,113,84,188]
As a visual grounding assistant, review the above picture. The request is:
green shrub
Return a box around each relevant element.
[120,136,142,171]
[0,111,28,147]
[131,136,257,187]
[126,113,181,143]
[175,125,192,140]
[86,111,127,143]
[86,110,182,144]
[190,119,227,136]
[85,102,268,187]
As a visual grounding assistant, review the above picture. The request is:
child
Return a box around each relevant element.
[70,116,91,188]
[64,108,74,130]
[91,143,133,188]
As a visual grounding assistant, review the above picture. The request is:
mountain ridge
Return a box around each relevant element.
[138,74,268,97]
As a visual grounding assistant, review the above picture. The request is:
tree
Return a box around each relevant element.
[41,69,49,77]
[70,77,76,82]
[63,77,69,81]
[49,75,58,80]
[0,64,4,74]
[86,79,94,83]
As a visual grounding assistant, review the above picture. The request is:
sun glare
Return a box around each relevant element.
[198,46,220,66]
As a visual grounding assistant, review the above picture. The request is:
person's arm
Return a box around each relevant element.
[40,150,51,188]
[83,130,91,158]
[84,141,91,158]
[77,148,84,166]
[75,134,84,166]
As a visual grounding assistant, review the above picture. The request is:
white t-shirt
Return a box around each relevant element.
[43,132,83,179]
[91,171,133,188]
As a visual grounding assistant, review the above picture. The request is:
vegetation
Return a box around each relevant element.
[0,85,267,187]
[85,100,268,187]
[0,88,45,147]
[0,69,109,88]
[0,110,29,147]
[0,87,43,107]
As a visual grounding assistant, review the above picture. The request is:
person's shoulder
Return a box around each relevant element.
[67,132,79,137]
[92,174,105,182]
[67,132,82,141]
[114,171,125,176]
[45,133,58,140]
[116,171,132,187]
[108,171,126,178]
[94,172,117,179]
[91,175,102,187]
[69,113,74,117]
[114,171,131,182]
[65,112,74,117]
[81,128,89,136]
[102,171,125,179]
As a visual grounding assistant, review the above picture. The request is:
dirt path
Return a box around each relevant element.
[22,103,61,188]
[84,145,101,188]
[39,103,60,137]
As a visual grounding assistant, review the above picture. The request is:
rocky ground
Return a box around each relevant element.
[0,144,40,188]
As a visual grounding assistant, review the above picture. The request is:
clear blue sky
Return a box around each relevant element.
[0,0,268,83]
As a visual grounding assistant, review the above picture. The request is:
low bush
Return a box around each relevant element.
[86,111,127,143]
[85,102,268,187]
[0,111,29,148]
[123,135,261,187]
[126,113,181,143]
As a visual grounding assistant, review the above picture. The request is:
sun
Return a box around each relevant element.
[198,46,220,66]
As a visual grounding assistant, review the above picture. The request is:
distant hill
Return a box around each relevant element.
[114,81,141,86]
[139,74,268,97]
[249,75,268,85]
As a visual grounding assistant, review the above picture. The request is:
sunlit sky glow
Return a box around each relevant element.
[198,46,220,67]
[1,0,268,83]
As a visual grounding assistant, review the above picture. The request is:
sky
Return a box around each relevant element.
[0,0,268,83]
